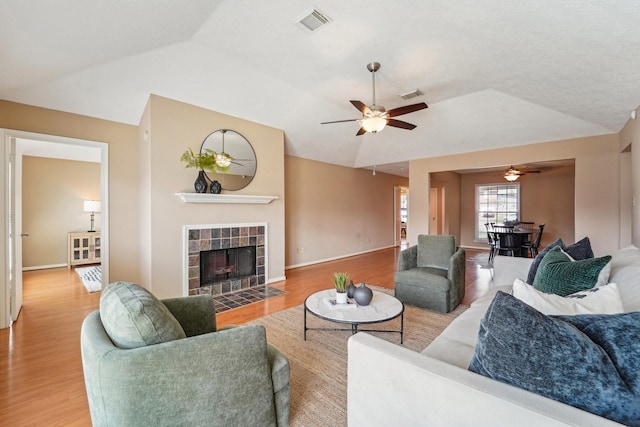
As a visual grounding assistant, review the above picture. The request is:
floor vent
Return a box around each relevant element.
[295,8,332,33]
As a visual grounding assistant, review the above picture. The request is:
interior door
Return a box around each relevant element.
[393,186,401,246]
[12,138,23,321]
[429,188,438,234]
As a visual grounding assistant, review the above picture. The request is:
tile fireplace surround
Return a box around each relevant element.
[185,223,266,296]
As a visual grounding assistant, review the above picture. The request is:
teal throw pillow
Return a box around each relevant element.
[526,238,564,284]
[100,281,186,349]
[533,247,611,297]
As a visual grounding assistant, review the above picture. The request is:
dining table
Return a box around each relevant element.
[490,225,534,257]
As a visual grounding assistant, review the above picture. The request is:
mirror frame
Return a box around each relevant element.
[200,129,257,191]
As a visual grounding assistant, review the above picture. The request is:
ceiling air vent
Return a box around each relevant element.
[295,8,332,34]
[399,89,424,100]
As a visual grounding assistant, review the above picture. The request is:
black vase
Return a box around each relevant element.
[194,170,208,193]
[346,280,357,298]
[353,282,373,306]
[210,180,222,194]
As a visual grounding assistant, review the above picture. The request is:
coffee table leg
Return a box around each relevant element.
[304,305,308,341]
[400,312,404,344]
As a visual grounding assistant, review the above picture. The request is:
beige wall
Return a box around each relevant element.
[0,99,140,283]
[455,164,575,249]
[285,156,409,267]
[140,95,285,298]
[22,157,100,268]
[410,134,621,256]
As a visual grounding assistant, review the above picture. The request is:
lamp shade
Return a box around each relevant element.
[84,200,101,213]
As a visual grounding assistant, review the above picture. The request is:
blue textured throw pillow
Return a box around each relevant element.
[469,292,640,426]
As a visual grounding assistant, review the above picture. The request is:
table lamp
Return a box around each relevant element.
[83,200,101,232]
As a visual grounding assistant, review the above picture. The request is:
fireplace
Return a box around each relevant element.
[185,223,266,296]
[200,246,257,286]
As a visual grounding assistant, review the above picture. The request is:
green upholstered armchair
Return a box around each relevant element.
[81,282,290,427]
[394,235,466,313]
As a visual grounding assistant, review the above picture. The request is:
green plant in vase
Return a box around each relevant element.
[333,272,351,304]
[180,148,232,193]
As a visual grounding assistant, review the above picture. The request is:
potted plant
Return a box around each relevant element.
[333,272,351,304]
[180,148,232,193]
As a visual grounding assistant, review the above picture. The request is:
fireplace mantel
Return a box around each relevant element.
[175,193,278,204]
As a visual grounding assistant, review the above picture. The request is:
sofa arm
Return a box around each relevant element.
[267,343,291,427]
[448,247,466,305]
[347,333,620,427]
[161,295,217,336]
[397,245,418,271]
[493,255,534,286]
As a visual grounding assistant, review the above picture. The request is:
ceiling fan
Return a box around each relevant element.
[503,165,541,181]
[321,62,428,136]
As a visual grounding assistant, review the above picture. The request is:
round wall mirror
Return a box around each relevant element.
[200,129,257,191]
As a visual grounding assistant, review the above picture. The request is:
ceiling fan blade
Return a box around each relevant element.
[350,100,371,115]
[321,118,359,125]
[387,102,428,117]
[356,127,367,136]
[387,119,417,130]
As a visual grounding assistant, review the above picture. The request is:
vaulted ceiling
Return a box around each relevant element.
[2,1,639,176]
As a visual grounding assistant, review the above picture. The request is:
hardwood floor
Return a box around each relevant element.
[0,247,492,425]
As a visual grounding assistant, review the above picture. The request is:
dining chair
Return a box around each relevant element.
[521,223,545,257]
[518,221,535,243]
[484,223,498,263]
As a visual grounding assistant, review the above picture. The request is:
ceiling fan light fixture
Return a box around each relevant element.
[215,152,232,168]
[361,116,387,133]
[504,166,520,182]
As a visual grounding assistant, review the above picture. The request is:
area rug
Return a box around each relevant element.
[75,266,102,293]
[251,290,467,427]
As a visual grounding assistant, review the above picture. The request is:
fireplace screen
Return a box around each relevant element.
[200,246,257,286]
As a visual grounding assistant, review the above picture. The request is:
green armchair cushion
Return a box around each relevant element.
[100,281,186,349]
[416,235,456,269]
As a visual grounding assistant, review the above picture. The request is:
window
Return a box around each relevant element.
[476,183,520,241]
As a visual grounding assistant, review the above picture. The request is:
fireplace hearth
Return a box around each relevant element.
[186,224,266,296]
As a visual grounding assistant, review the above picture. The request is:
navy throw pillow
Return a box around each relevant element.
[469,292,640,426]
[564,236,595,260]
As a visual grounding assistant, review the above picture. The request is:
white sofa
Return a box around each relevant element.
[348,246,640,426]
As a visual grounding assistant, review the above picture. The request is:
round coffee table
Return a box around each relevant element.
[304,288,404,343]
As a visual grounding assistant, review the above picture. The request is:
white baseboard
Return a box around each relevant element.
[22,263,67,271]
[285,245,396,270]
[268,276,286,284]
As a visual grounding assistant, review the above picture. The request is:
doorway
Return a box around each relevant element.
[1,129,109,328]
[394,186,409,248]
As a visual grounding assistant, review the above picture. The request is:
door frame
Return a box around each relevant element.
[1,129,109,328]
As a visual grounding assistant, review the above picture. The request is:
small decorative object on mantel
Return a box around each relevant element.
[180,147,231,194]
[333,272,351,304]
[347,280,357,298]
[209,180,222,194]
[194,170,208,193]
[353,282,373,306]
